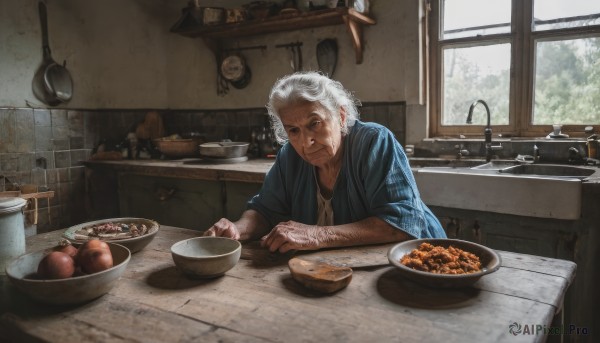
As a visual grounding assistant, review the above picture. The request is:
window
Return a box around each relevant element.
[429,0,600,137]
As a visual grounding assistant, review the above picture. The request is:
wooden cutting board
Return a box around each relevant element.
[294,243,396,268]
[288,257,352,293]
[241,242,395,268]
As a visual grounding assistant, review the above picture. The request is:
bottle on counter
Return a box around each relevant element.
[127,132,138,160]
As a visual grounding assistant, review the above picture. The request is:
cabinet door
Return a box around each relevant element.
[224,181,262,220]
[437,213,563,259]
[118,174,222,231]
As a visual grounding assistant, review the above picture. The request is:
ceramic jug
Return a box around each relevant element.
[0,197,27,274]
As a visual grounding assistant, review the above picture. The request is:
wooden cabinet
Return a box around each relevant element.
[171,8,376,64]
[118,174,222,231]
[437,211,577,260]
[117,174,262,232]
[224,181,262,219]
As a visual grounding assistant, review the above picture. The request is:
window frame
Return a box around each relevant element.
[429,0,600,138]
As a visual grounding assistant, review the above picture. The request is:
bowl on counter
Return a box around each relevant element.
[171,237,241,278]
[5,243,131,305]
[199,142,249,158]
[62,218,159,254]
[154,137,202,158]
[387,238,501,288]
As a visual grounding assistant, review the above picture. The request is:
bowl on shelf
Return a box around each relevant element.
[63,218,159,254]
[387,238,501,288]
[171,237,241,278]
[5,243,131,305]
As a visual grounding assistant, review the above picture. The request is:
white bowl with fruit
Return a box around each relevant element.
[5,240,131,305]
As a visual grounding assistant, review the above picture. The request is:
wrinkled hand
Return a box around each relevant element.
[261,221,331,253]
[203,218,240,240]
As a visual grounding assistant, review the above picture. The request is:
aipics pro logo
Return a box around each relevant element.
[509,322,522,336]
[508,322,588,336]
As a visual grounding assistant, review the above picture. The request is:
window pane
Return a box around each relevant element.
[533,0,600,31]
[533,37,600,125]
[442,44,511,126]
[442,0,511,40]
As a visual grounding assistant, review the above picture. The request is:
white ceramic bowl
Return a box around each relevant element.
[171,237,241,278]
[63,218,159,253]
[5,243,131,305]
[388,238,501,288]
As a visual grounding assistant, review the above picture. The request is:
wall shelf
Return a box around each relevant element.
[171,8,376,64]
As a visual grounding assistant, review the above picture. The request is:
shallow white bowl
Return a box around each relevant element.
[171,237,241,278]
[63,218,159,253]
[5,243,131,305]
[388,238,501,288]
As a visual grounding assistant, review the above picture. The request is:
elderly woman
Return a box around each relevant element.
[204,72,446,252]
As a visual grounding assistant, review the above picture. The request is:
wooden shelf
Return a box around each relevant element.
[172,8,376,64]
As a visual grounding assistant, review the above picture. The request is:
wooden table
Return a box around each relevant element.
[0,226,577,343]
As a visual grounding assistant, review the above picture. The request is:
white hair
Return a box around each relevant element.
[266,71,361,144]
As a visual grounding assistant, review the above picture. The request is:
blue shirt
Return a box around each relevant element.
[248,121,446,239]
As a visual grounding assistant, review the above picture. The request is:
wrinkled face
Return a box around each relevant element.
[279,101,346,167]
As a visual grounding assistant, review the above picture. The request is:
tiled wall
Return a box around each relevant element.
[0,102,405,233]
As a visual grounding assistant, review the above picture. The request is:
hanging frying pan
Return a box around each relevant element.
[44,59,73,102]
[316,38,338,78]
[32,1,73,106]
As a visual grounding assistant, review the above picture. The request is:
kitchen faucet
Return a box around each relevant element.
[466,99,502,162]
[533,144,540,163]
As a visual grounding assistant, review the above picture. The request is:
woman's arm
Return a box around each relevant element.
[203,209,271,241]
[261,216,410,253]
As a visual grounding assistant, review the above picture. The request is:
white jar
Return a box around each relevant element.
[0,197,27,274]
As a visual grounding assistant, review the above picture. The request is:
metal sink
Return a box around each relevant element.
[498,164,595,178]
[470,160,522,170]
[414,162,590,220]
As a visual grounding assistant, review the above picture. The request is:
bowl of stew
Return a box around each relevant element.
[387,238,501,288]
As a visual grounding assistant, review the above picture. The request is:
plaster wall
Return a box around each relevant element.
[1,0,425,111]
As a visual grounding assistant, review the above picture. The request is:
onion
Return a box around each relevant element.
[53,239,78,259]
[77,239,113,274]
[78,239,110,253]
[37,251,75,279]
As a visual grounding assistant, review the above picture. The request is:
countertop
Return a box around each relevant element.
[0,226,577,342]
[84,158,276,183]
[85,157,600,184]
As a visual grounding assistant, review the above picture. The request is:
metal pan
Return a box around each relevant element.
[44,60,73,102]
[316,38,338,78]
[199,142,249,158]
[32,1,72,106]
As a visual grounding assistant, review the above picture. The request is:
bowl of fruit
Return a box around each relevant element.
[5,240,131,305]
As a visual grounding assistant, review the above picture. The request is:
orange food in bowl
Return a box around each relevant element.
[400,242,482,274]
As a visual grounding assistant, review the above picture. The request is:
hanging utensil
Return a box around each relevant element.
[295,44,303,71]
[44,59,72,102]
[32,1,60,106]
[32,1,73,105]
[289,46,296,71]
[276,42,303,72]
[316,38,338,78]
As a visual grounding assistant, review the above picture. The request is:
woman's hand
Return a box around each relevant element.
[260,217,410,253]
[203,218,241,240]
[261,221,332,253]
